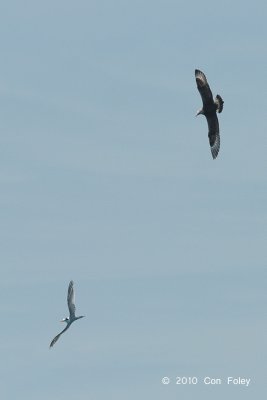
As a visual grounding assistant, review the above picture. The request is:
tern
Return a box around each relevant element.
[50,280,85,348]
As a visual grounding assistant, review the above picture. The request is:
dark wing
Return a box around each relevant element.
[206,113,220,159]
[215,94,224,113]
[67,280,76,319]
[50,325,70,348]
[195,69,214,107]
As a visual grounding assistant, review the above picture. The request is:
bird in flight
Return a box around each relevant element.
[50,280,85,348]
[195,69,224,159]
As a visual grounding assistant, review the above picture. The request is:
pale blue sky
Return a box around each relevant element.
[1,1,266,399]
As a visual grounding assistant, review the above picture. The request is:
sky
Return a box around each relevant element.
[0,1,266,399]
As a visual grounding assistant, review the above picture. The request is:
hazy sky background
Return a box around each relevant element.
[1,1,266,399]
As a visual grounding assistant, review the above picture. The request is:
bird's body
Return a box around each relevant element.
[50,280,84,348]
[195,69,224,159]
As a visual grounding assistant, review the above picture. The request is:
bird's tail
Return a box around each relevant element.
[215,94,224,113]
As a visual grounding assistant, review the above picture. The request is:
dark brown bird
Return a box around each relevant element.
[195,69,224,159]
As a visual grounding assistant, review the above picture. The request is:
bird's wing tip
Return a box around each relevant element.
[195,69,204,77]
[210,139,220,160]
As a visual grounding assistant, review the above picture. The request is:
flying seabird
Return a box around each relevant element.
[50,280,85,348]
[195,69,224,159]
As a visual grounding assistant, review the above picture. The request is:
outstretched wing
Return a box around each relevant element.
[195,69,214,107]
[206,113,220,159]
[50,325,70,348]
[67,280,76,319]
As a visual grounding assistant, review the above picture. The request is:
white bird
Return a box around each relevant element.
[50,280,85,348]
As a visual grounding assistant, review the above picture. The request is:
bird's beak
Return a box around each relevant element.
[60,319,65,322]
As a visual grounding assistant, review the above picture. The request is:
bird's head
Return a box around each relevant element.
[196,109,203,117]
[60,317,69,323]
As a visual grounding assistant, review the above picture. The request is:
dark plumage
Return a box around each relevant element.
[195,69,224,159]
